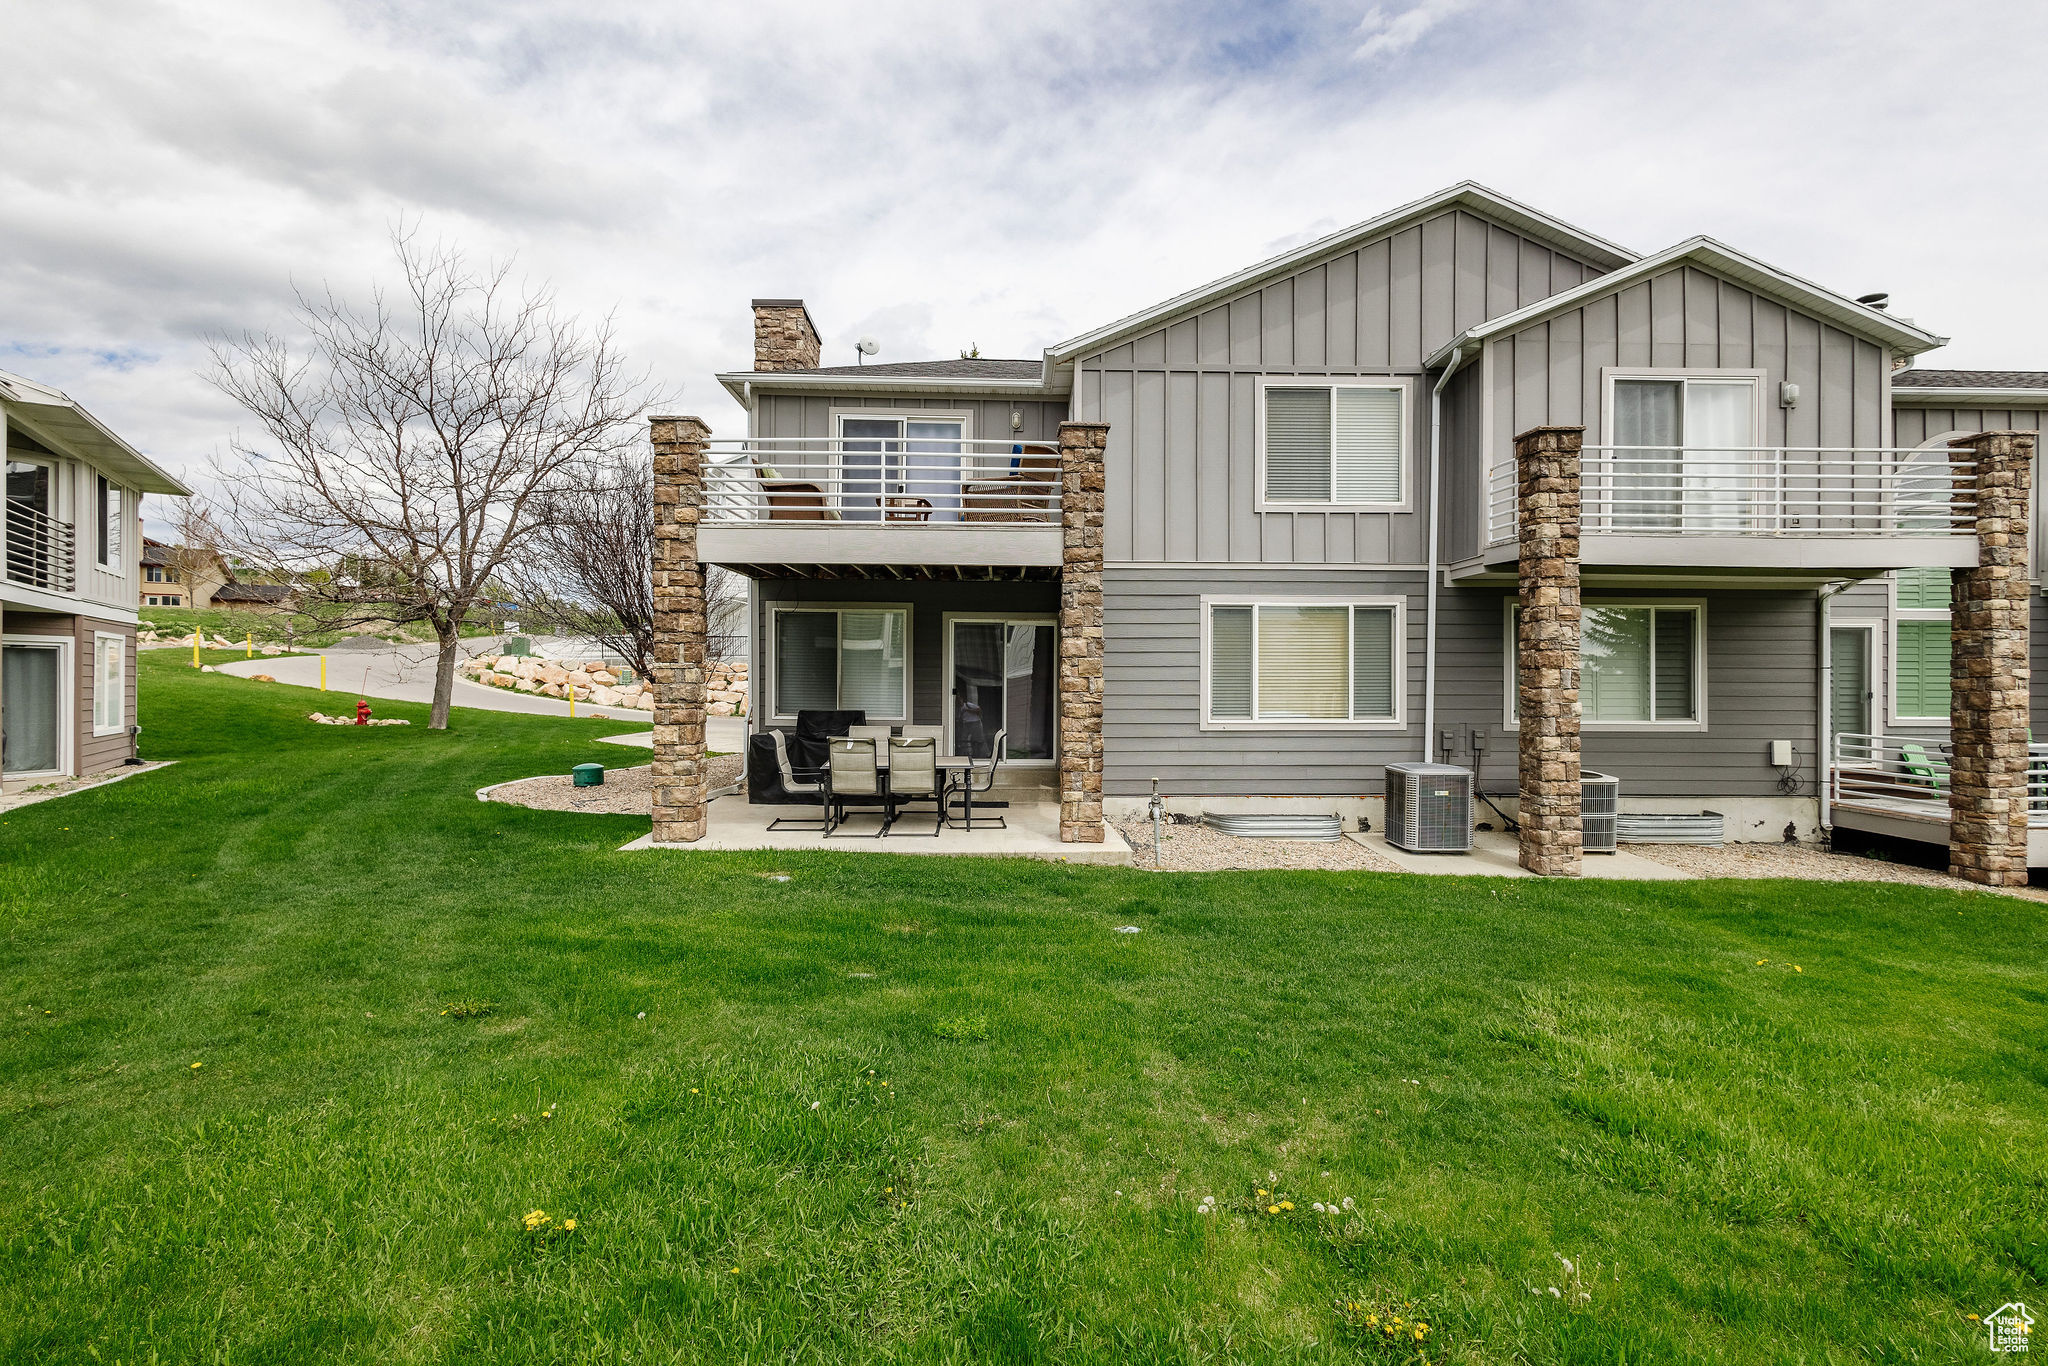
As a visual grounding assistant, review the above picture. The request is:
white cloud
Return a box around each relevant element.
[1,0,2045,538]
[1353,0,1476,62]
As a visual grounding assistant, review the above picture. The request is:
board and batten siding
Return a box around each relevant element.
[1102,567,1423,796]
[750,393,1070,445]
[1429,586,1822,803]
[1068,208,1610,566]
[1480,264,1893,488]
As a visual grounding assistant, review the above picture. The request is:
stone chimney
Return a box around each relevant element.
[752,299,821,372]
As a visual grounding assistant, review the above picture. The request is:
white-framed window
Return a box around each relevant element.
[92,632,127,736]
[1891,566,1951,724]
[768,604,911,722]
[1505,600,1706,729]
[1602,369,1764,530]
[1202,597,1404,729]
[1256,378,1410,510]
[96,475,124,571]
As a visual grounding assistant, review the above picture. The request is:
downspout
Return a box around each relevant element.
[1422,345,1467,762]
[1816,579,1851,833]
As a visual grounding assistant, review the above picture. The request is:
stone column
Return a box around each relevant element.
[1516,425,1585,877]
[650,416,712,843]
[1058,421,1109,843]
[1947,429,2035,886]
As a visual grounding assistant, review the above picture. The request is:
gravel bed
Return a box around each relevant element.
[1626,839,2046,897]
[483,754,743,816]
[1113,816,1403,873]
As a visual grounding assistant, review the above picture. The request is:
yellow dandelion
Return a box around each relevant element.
[190,1061,203,1070]
[562,1219,576,1231]
[1755,959,1767,966]
[884,1187,892,1194]
[1256,1188,1268,1197]
[690,1088,699,1094]
[730,1266,740,1274]
[1414,1329,1425,1341]
[1279,1200,1293,1211]
[1792,965,1803,973]
[1267,1204,1279,1214]
[1366,1315,1378,1327]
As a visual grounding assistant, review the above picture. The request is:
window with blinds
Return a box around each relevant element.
[1262,383,1405,505]
[1893,565,1951,720]
[772,607,909,719]
[1508,603,1702,725]
[1207,602,1399,723]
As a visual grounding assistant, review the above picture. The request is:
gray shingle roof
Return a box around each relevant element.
[767,358,1042,380]
[213,583,293,603]
[1893,369,2048,389]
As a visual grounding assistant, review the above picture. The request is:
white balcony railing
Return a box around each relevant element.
[1486,447,1978,546]
[1830,731,2048,828]
[4,498,76,594]
[702,439,1061,527]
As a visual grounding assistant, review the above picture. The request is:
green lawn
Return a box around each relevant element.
[1,654,2042,1363]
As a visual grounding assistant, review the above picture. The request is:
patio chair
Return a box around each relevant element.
[962,446,1060,523]
[884,737,943,837]
[824,738,885,838]
[948,727,1008,830]
[747,731,827,832]
[1900,741,1946,789]
[752,459,840,522]
[899,724,946,745]
[849,724,896,746]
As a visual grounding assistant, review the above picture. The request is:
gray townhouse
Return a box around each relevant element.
[3,371,190,790]
[644,182,2041,875]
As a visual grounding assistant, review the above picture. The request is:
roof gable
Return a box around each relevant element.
[1045,182,1638,365]
[1427,237,1947,367]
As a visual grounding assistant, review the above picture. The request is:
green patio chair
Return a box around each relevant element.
[1900,742,1945,789]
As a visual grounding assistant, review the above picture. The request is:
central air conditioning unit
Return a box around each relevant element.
[1582,771,1619,854]
[1384,762,1474,853]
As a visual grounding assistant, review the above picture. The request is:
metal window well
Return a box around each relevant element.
[1200,812,1344,841]
[1616,811,1725,845]
[1582,771,1619,854]
[1384,762,1474,853]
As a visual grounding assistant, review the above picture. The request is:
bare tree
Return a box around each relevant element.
[163,497,230,604]
[503,449,745,678]
[207,230,665,728]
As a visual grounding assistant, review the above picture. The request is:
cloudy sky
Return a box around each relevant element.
[8,0,2048,529]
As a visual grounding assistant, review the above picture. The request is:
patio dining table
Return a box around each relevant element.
[827,751,987,831]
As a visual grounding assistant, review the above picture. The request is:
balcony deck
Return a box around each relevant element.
[1457,446,1979,583]
[699,439,1063,579]
[1828,732,2048,866]
[3,497,78,608]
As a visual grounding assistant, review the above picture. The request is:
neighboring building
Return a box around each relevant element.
[651,183,2039,868]
[4,370,190,788]
[210,582,298,611]
[140,537,228,608]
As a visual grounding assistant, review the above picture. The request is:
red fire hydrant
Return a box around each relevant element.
[355,699,371,725]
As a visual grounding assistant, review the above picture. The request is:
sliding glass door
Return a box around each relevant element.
[947,618,1055,762]
[1612,377,1758,530]
[838,418,965,521]
[2,641,66,777]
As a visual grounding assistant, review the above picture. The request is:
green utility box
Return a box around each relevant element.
[572,763,604,788]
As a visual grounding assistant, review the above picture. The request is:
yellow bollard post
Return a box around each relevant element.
[569,689,576,719]
[192,634,200,668]
[320,655,327,691]
[245,633,252,659]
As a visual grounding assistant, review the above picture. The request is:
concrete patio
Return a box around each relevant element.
[619,791,1134,864]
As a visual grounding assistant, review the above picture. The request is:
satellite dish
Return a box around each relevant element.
[856,337,879,364]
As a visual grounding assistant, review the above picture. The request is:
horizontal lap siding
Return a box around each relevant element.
[1107,577,1823,800]
[1103,567,1424,796]
[3,610,135,777]
[1490,266,1889,468]
[1432,587,1820,798]
[1070,210,1607,566]
[752,578,1057,729]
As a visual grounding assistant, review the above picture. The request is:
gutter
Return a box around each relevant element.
[1816,579,1853,834]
